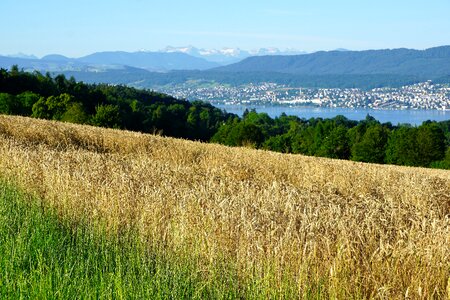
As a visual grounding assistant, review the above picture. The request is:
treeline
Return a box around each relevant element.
[1,67,449,169]
[0,66,233,141]
[211,110,450,169]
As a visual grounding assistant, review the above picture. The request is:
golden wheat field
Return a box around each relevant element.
[0,114,449,299]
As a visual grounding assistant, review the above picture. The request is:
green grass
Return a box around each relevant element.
[0,182,326,299]
[0,182,246,299]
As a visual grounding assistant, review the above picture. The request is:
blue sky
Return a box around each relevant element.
[1,0,449,57]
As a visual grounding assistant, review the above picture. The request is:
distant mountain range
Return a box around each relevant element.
[214,46,450,78]
[1,46,450,89]
[0,51,220,72]
[159,46,307,64]
[0,47,307,72]
[5,53,39,60]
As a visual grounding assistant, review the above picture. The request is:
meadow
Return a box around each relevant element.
[0,114,449,299]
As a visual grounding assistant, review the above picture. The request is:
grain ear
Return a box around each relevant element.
[0,114,448,299]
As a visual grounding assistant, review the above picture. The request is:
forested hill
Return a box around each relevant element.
[214,46,450,78]
[1,67,450,169]
[0,66,234,141]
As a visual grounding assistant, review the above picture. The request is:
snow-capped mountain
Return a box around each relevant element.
[160,46,248,64]
[248,47,305,56]
[160,46,306,64]
[6,53,39,60]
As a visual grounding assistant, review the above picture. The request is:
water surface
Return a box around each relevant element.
[215,105,450,125]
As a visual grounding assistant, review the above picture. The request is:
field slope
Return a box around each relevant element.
[0,115,449,299]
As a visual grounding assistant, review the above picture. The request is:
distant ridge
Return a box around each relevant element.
[213,46,450,78]
[0,51,220,72]
[2,46,450,89]
[41,54,73,62]
[77,51,219,71]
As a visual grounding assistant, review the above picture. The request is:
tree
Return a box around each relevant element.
[61,102,89,124]
[31,96,51,119]
[166,103,187,137]
[54,74,68,93]
[263,134,291,153]
[289,123,314,155]
[0,93,17,114]
[31,93,77,120]
[430,147,450,169]
[16,92,40,116]
[386,123,445,167]
[416,123,445,166]
[232,123,264,147]
[210,117,240,145]
[351,124,389,163]
[151,105,169,134]
[91,104,121,128]
[10,65,19,76]
[243,111,275,138]
[386,126,419,166]
[316,125,350,159]
[311,121,325,154]
[347,123,367,146]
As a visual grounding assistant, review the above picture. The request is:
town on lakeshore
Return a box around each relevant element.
[162,81,450,110]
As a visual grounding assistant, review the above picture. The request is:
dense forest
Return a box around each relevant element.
[1,66,449,169]
[211,110,450,169]
[0,66,232,141]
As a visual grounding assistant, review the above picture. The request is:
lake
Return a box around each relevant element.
[214,105,450,125]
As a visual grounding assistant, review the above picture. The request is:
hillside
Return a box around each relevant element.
[60,45,450,89]
[4,46,450,89]
[1,68,449,170]
[0,67,233,141]
[215,46,450,78]
[0,115,448,298]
